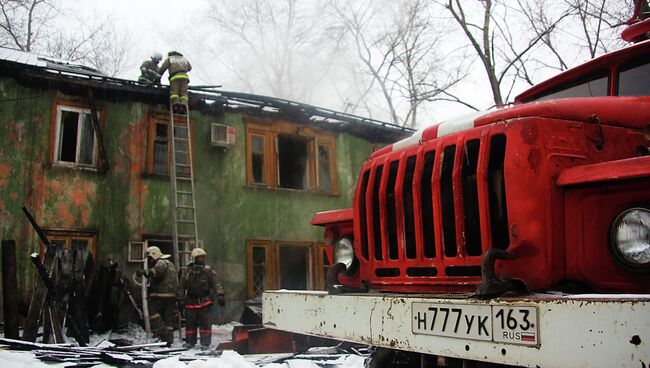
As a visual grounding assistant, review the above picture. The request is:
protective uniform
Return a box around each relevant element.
[143,246,178,345]
[138,53,162,84]
[159,51,192,113]
[178,248,225,347]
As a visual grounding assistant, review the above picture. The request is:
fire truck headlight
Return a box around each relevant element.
[333,237,355,272]
[610,207,650,271]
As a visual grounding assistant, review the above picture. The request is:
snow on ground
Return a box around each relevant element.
[1,322,366,368]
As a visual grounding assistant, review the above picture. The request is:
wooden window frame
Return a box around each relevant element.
[245,119,338,194]
[49,99,105,170]
[43,229,97,260]
[246,239,325,298]
[145,113,196,177]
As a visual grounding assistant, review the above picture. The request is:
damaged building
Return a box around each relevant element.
[0,47,412,325]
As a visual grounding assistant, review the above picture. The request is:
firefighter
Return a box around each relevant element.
[177,248,225,348]
[136,246,178,346]
[158,51,192,115]
[138,53,162,84]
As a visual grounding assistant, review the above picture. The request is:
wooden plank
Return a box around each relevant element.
[2,240,19,339]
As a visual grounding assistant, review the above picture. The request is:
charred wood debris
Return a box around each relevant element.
[0,208,370,367]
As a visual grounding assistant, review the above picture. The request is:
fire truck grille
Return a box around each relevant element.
[358,134,509,282]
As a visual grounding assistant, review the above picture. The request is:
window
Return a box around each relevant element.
[246,119,337,193]
[146,114,194,177]
[45,230,96,261]
[536,72,609,101]
[618,60,650,96]
[246,240,325,299]
[52,105,99,167]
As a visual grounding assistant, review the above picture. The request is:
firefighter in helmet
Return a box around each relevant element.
[177,247,225,348]
[136,246,178,345]
[158,50,192,114]
[138,52,163,84]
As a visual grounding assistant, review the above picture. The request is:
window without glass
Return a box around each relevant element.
[54,106,97,167]
[246,120,337,193]
[146,115,194,176]
[246,240,324,299]
[278,135,309,190]
[45,231,96,261]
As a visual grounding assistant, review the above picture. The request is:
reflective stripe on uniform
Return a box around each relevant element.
[199,329,212,333]
[170,94,179,99]
[170,74,189,81]
[150,313,162,320]
[180,96,189,101]
[185,330,197,334]
[185,300,213,309]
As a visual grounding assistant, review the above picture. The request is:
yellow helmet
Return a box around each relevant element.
[191,248,206,259]
[146,246,170,260]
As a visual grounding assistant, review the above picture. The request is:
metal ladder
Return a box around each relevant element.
[168,104,199,271]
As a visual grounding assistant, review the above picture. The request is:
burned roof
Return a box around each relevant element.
[0,47,413,143]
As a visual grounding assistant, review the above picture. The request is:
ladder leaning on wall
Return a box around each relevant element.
[168,103,200,272]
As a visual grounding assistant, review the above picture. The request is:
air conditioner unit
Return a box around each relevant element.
[211,123,236,147]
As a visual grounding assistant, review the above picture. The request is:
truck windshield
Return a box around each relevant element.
[537,72,609,101]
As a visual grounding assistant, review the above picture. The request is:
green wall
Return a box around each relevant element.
[0,77,374,322]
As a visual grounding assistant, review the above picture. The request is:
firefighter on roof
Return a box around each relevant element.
[136,246,178,346]
[158,51,192,115]
[138,52,162,84]
[177,248,225,348]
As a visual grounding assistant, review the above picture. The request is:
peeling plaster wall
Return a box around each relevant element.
[0,77,375,322]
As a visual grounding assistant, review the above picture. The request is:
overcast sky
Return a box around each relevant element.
[52,0,631,127]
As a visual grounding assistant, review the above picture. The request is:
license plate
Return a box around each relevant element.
[412,302,539,346]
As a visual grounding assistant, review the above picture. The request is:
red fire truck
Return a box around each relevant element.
[264,3,650,367]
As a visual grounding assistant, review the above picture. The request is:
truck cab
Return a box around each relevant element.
[314,17,650,297]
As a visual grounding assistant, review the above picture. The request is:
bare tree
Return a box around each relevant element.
[0,0,55,51]
[330,0,469,128]
[203,0,340,102]
[442,0,568,106]
[46,17,134,77]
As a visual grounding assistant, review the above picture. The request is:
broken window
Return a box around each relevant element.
[246,240,324,299]
[146,115,194,176]
[153,123,169,176]
[278,135,309,190]
[45,231,96,261]
[54,106,97,167]
[246,120,337,193]
[278,244,311,289]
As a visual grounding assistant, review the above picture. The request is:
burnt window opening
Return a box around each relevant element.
[420,151,436,258]
[440,145,457,257]
[372,165,384,260]
[359,170,371,260]
[251,135,266,184]
[278,134,309,190]
[488,134,510,250]
[278,245,310,290]
[56,107,96,166]
[462,139,482,256]
[386,161,400,259]
[403,156,417,259]
[153,123,168,176]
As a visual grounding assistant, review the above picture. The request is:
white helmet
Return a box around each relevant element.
[146,246,170,260]
[151,52,162,62]
[191,248,206,259]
